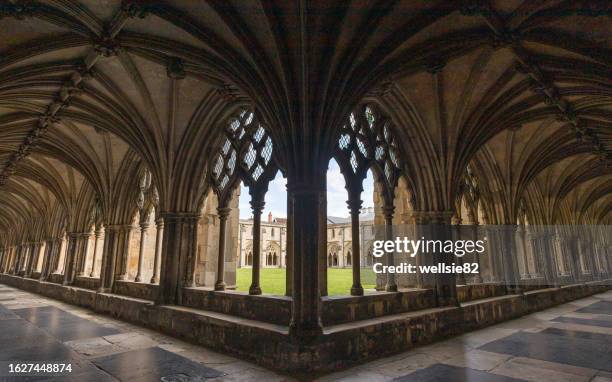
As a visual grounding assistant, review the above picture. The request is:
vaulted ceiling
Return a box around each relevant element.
[0,0,610,244]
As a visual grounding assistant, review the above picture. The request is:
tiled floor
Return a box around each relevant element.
[0,285,611,381]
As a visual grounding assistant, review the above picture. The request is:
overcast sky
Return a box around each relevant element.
[238,159,375,219]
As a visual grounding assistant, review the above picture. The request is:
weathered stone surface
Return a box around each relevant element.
[1,274,609,373]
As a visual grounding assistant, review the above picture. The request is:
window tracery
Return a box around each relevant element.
[210,109,277,205]
[335,104,402,205]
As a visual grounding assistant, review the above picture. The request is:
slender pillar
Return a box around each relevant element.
[215,206,231,291]
[288,182,324,340]
[90,227,103,277]
[249,195,265,295]
[383,205,397,292]
[347,193,363,296]
[135,222,149,282]
[150,219,163,284]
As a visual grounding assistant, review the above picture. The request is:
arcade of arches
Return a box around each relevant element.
[0,0,610,373]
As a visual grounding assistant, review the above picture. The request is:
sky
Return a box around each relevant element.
[238,159,374,219]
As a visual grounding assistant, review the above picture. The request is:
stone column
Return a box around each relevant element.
[383,205,398,292]
[40,240,55,281]
[0,247,6,273]
[414,213,435,289]
[90,227,103,277]
[214,206,231,291]
[117,225,134,281]
[288,182,324,340]
[150,219,163,284]
[24,243,34,277]
[156,212,199,305]
[451,216,466,286]
[498,226,522,294]
[183,214,200,289]
[249,195,265,295]
[432,212,458,306]
[75,233,90,277]
[466,213,483,284]
[16,244,28,275]
[98,225,120,292]
[135,222,150,282]
[347,193,364,296]
[285,190,293,297]
[25,242,41,278]
[63,233,89,285]
[485,226,505,283]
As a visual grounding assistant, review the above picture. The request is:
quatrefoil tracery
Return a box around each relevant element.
[335,105,402,203]
[211,109,276,204]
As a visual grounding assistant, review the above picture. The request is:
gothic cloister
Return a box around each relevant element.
[0,0,611,378]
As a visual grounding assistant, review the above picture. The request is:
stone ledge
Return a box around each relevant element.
[113,280,158,301]
[0,273,609,373]
[181,287,291,326]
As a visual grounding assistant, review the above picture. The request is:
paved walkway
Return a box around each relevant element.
[0,284,611,381]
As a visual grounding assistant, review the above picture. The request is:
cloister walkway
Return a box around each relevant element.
[1,283,611,381]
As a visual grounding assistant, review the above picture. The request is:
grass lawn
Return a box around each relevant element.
[236,267,377,296]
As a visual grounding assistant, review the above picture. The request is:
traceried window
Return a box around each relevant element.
[334,104,402,207]
[211,109,277,203]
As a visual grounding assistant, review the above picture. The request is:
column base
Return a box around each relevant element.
[150,277,158,284]
[350,285,364,296]
[385,284,398,292]
[249,285,262,295]
[214,281,226,291]
[135,275,142,282]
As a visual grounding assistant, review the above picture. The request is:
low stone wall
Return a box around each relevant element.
[456,283,506,303]
[321,289,436,326]
[47,273,63,284]
[181,288,291,326]
[0,273,609,374]
[113,280,158,301]
[74,276,100,290]
[314,282,611,372]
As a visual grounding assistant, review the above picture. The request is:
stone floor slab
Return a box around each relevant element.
[479,331,612,371]
[394,363,526,382]
[92,346,225,382]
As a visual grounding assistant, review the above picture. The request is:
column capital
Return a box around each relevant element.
[346,197,363,214]
[250,199,265,214]
[217,206,232,219]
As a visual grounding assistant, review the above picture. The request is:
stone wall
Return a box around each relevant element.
[1,273,609,374]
